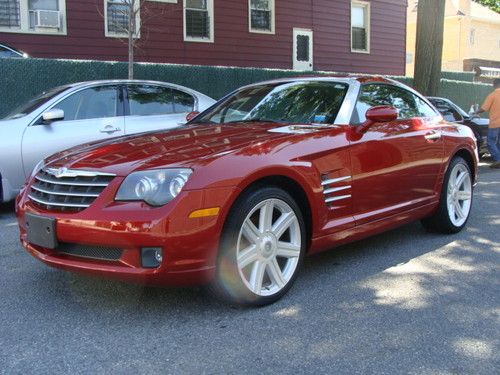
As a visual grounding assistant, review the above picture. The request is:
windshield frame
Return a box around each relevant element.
[190,79,355,126]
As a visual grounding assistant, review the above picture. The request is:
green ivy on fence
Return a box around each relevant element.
[0,58,492,118]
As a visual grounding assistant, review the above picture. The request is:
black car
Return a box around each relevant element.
[428,96,489,157]
[0,43,28,58]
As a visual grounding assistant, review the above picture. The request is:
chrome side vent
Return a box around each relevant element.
[321,175,352,207]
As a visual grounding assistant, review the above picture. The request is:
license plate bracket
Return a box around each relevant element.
[26,213,58,250]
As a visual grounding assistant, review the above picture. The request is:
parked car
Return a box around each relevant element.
[0,43,29,58]
[16,76,477,306]
[427,96,489,157]
[0,80,215,202]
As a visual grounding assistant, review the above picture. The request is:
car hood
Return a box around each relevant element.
[45,123,295,176]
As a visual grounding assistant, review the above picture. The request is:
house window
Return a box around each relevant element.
[105,0,140,38]
[0,0,66,34]
[249,0,274,34]
[184,0,213,42]
[28,0,59,29]
[470,29,475,45]
[0,0,21,28]
[351,1,370,53]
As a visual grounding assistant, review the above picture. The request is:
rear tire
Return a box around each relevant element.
[421,156,473,234]
[209,186,306,306]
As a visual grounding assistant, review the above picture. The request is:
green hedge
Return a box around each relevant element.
[0,58,490,118]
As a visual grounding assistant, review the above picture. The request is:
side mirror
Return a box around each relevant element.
[42,109,64,123]
[186,111,200,122]
[358,106,398,133]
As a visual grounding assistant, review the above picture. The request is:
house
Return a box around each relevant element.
[406,0,500,79]
[0,0,407,75]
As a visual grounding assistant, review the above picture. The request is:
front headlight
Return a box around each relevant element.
[115,168,193,206]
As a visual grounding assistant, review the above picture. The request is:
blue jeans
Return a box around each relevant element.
[488,128,500,162]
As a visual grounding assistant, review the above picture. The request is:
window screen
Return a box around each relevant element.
[296,35,309,62]
[185,0,210,39]
[250,0,272,32]
[0,0,20,27]
[351,3,368,51]
[107,0,130,35]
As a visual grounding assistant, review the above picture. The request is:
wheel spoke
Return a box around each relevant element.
[237,245,258,269]
[249,260,266,294]
[455,171,467,189]
[457,190,472,201]
[454,202,465,220]
[267,258,286,289]
[242,220,260,244]
[259,201,274,232]
[276,241,301,258]
[272,211,295,239]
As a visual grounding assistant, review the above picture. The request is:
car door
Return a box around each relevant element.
[124,84,195,135]
[348,84,444,225]
[21,85,125,176]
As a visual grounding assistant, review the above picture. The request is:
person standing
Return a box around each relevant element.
[477,79,500,169]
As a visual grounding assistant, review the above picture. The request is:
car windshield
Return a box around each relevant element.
[2,86,69,120]
[192,81,348,125]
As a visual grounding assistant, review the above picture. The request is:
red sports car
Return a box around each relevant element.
[16,76,478,306]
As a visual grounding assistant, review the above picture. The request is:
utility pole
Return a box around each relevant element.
[413,0,446,96]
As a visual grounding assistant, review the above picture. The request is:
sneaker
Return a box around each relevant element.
[490,161,500,169]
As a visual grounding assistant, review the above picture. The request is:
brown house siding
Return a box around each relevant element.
[0,0,407,75]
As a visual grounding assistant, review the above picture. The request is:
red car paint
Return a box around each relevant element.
[16,77,478,286]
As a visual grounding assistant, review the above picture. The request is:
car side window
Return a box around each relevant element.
[415,96,438,118]
[353,84,437,124]
[0,46,19,58]
[431,99,462,122]
[172,89,195,113]
[128,85,178,116]
[53,86,118,121]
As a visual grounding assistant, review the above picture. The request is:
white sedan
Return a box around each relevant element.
[0,80,215,202]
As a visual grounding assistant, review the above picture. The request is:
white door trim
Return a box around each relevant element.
[293,28,313,71]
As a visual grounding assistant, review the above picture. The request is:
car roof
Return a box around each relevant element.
[237,74,405,90]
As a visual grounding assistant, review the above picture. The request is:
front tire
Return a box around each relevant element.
[421,156,473,233]
[210,187,306,306]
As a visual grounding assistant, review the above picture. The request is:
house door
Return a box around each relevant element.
[293,28,313,71]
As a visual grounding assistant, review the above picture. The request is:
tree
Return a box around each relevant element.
[474,0,500,13]
[413,0,446,96]
[100,0,170,79]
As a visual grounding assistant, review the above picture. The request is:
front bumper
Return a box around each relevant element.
[16,181,239,286]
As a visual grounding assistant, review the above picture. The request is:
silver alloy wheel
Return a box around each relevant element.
[236,198,302,297]
[446,163,472,227]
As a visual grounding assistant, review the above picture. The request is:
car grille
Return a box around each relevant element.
[57,242,123,261]
[28,168,115,212]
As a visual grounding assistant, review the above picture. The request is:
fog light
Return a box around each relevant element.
[141,247,163,268]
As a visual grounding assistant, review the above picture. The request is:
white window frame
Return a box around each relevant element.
[350,0,370,54]
[104,0,141,39]
[248,0,275,34]
[0,0,67,35]
[183,0,214,43]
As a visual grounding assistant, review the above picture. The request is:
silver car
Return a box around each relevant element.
[0,80,215,202]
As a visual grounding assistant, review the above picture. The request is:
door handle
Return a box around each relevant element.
[424,131,441,141]
[100,125,121,134]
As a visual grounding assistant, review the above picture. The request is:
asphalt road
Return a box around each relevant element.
[0,164,498,375]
